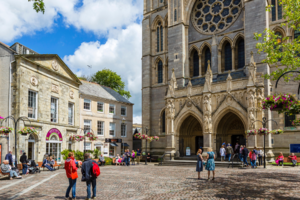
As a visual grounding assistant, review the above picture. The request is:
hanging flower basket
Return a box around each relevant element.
[70,135,84,142]
[18,127,37,136]
[140,134,148,139]
[89,136,98,141]
[245,129,257,137]
[0,116,4,120]
[153,136,159,141]
[134,133,141,139]
[257,128,270,136]
[262,94,298,114]
[147,136,153,142]
[0,127,13,136]
[270,129,283,135]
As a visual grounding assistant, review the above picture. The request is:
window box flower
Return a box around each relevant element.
[18,127,37,136]
[270,129,283,135]
[153,136,159,141]
[0,127,13,135]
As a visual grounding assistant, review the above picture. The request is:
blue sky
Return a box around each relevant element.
[1,0,143,123]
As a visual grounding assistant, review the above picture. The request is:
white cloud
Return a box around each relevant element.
[64,23,142,121]
[133,116,142,124]
[0,0,142,42]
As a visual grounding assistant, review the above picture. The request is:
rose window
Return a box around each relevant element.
[191,0,242,35]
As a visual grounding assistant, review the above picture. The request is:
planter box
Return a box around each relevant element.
[21,133,28,136]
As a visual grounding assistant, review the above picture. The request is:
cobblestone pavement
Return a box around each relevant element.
[0,164,300,200]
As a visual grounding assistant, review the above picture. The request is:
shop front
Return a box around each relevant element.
[105,138,122,157]
[45,128,63,163]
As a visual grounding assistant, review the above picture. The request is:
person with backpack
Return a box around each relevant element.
[81,153,100,200]
[65,152,78,200]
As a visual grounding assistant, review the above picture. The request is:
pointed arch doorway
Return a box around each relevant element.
[179,115,203,156]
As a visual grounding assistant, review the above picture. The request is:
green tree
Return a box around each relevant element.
[91,69,131,99]
[254,0,300,82]
[28,0,45,14]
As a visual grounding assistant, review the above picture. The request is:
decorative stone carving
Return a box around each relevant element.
[186,99,193,107]
[247,52,257,86]
[187,78,192,98]
[257,88,263,110]
[203,94,212,133]
[203,94,212,114]
[204,116,212,133]
[166,68,178,98]
[52,84,59,93]
[226,71,232,93]
[52,60,59,71]
[249,109,256,129]
[30,76,38,86]
[248,90,255,108]
[70,90,74,99]
[167,99,175,119]
[203,61,213,93]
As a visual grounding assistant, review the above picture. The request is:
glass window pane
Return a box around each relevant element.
[278,0,282,20]
[51,98,58,123]
[97,102,103,112]
[121,106,126,116]
[224,43,232,71]
[109,104,115,114]
[193,51,199,77]
[109,123,115,136]
[68,103,74,125]
[28,91,37,119]
[84,99,91,110]
[157,27,160,52]
[272,0,276,21]
[158,60,163,83]
[237,39,245,69]
[121,124,126,137]
[97,121,104,135]
[160,26,163,51]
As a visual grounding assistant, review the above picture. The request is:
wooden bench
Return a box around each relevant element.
[282,157,300,166]
[0,168,10,179]
[141,156,159,162]
[37,161,60,170]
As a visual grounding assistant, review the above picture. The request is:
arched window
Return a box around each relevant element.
[162,110,165,133]
[272,0,282,21]
[174,9,177,21]
[193,51,199,77]
[158,60,163,83]
[224,42,232,71]
[204,48,211,74]
[157,22,163,52]
[294,29,300,40]
[237,39,245,69]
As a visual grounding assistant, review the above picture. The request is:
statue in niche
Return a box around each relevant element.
[167,99,175,119]
[187,79,192,98]
[203,95,211,114]
[226,71,232,93]
[249,110,256,129]
[248,91,255,108]
[257,89,263,110]
[203,60,213,92]
[248,51,257,86]
[204,116,212,133]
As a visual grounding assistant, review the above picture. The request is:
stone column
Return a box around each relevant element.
[211,35,218,75]
[165,98,176,159]
[198,53,201,77]
[231,47,235,71]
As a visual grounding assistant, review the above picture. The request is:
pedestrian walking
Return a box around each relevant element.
[205,148,215,180]
[196,149,203,180]
[226,144,233,162]
[136,148,141,165]
[220,145,226,161]
[242,146,249,167]
[234,142,239,153]
[82,153,98,200]
[20,152,28,176]
[5,151,13,166]
[239,145,244,162]
[250,150,257,168]
[65,152,78,200]
[257,148,263,166]
[125,149,131,166]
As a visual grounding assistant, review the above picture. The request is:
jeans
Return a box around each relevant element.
[228,154,232,162]
[251,160,257,168]
[44,164,55,171]
[126,158,130,166]
[66,178,77,198]
[258,156,262,166]
[239,153,243,162]
[136,155,140,164]
[9,170,18,178]
[243,155,248,166]
[278,160,283,166]
[22,164,28,175]
[86,178,96,199]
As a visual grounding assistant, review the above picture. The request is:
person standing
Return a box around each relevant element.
[65,152,78,200]
[131,150,136,165]
[125,150,131,166]
[226,144,233,162]
[220,145,226,161]
[242,146,249,167]
[250,150,257,168]
[239,145,244,162]
[196,149,203,180]
[5,151,13,166]
[205,148,215,180]
[82,153,98,200]
[136,148,141,165]
[257,148,263,166]
[20,152,28,176]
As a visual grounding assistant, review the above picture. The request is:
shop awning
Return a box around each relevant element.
[110,143,118,147]
[122,143,130,147]
[94,143,103,147]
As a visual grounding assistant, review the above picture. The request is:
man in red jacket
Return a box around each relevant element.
[65,152,78,200]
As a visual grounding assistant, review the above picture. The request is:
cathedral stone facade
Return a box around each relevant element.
[142,0,300,161]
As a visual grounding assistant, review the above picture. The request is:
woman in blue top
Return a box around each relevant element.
[196,149,203,180]
[205,147,215,180]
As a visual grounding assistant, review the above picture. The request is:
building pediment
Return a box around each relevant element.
[18,54,81,85]
[175,98,203,119]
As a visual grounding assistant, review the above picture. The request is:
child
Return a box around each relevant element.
[250,150,257,168]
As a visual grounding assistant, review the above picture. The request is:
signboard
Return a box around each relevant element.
[46,128,63,141]
[186,147,191,156]
[290,144,300,153]
[105,138,122,143]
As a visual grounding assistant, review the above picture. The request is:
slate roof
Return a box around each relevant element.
[185,70,247,86]
[79,80,133,105]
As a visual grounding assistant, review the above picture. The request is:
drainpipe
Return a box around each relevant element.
[8,56,15,152]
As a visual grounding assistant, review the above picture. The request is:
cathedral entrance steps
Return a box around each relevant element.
[158,160,243,167]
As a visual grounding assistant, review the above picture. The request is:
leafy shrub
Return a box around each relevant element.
[93,149,101,159]
[74,150,84,161]
[104,157,112,165]
[61,149,71,160]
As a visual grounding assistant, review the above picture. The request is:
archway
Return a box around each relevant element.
[215,112,245,156]
[28,134,36,160]
[179,115,203,156]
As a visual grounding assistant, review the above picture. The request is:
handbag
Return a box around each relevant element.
[70,160,78,180]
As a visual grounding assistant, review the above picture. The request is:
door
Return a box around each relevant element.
[195,136,203,154]
[231,135,244,152]
[28,142,34,160]
[179,138,184,157]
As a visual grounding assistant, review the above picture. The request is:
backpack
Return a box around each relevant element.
[92,162,100,177]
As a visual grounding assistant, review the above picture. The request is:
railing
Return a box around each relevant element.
[159,153,172,166]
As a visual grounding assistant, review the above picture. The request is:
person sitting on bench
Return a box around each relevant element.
[42,156,55,171]
[1,160,22,180]
[98,154,105,166]
[147,153,152,162]
[288,153,297,167]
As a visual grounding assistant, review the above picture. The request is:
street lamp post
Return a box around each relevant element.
[78,128,95,154]
[145,127,149,165]
[2,116,31,167]
[252,117,278,168]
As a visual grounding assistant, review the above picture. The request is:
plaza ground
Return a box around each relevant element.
[0,163,299,199]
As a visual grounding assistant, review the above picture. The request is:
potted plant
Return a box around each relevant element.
[292,119,300,130]
[0,127,13,135]
[18,127,37,136]
[270,129,283,135]
[245,129,257,137]
[257,128,270,136]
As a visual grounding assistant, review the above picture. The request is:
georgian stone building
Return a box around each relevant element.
[0,42,81,163]
[142,0,299,160]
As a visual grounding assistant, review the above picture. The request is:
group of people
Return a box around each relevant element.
[114,148,149,166]
[276,152,298,167]
[65,152,100,200]
[196,148,216,180]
